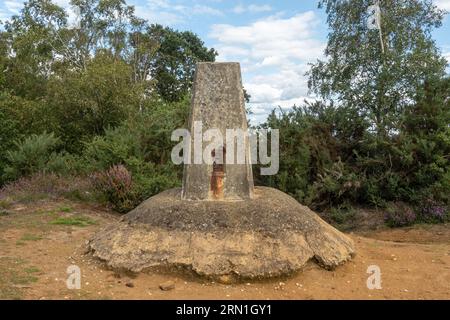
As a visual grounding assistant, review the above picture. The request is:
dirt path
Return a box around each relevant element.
[1,199,449,300]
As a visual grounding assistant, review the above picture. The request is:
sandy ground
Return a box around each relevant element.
[0,199,449,300]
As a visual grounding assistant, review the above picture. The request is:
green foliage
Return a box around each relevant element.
[83,125,142,171]
[47,53,142,152]
[0,92,57,184]
[0,0,215,156]
[0,0,214,214]
[0,0,448,226]
[84,98,188,164]
[258,75,450,213]
[50,216,96,227]
[19,234,43,242]
[0,102,20,183]
[149,24,217,102]
[302,0,449,216]
[256,102,367,209]
[58,206,73,213]
[81,96,187,212]
[256,0,447,219]
[311,0,446,137]
[3,133,60,181]
[329,204,356,226]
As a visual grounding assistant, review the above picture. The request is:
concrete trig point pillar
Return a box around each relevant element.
[182,62,254,201]
[89,64,355,279]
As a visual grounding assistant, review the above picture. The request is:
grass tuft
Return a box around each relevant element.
[20,234,43,242]
[50,215,96,227]
[0,210,10,216]
[58,206,73,213]
[24,267,40,274]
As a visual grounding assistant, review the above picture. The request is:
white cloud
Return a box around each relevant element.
[233,4,272,14]
[0,0,73,22]
[246,64,311,105]
[135,0,185,24]
[4,0,23,14]
[146,0,189,12]
[192,4,223,16]
[209,11,325,122]
[217,45,250,57]
[147,0,171,9]
[136,0,223,25]
[435,0,450,10]
[53,0,71,8]
[210,12,324,62]
[232,4,245,14]
[0,9,11,22]
[2,0,72,13]
[248,4,272,13]
[135,8,185,25]
[248,95,314,124]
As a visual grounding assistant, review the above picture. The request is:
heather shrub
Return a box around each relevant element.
[419,199,449,223]
[384,203,417,227]
[90,161,180,213]
[91,165,135,213]
[0,173,98,203]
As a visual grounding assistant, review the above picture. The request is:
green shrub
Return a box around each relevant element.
[0,104,21,184]
[307,160,362,208]
[256,78,450,218]
[82,125,141,171]
[2,132,86,183]
[329,204,356,225]
[81,99,186,212]
[3,133,61,181]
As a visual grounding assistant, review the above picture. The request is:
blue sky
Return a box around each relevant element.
[1,0,450,123]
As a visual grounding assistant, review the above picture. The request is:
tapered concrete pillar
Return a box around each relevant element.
[182,62,254,201]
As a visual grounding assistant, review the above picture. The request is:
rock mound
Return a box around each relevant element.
[88,187,355,279]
